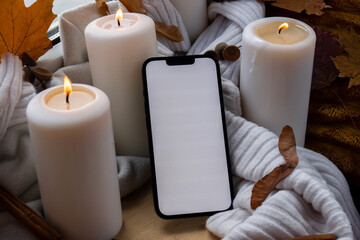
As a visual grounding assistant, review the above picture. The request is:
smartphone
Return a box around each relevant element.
[142,55,233,218]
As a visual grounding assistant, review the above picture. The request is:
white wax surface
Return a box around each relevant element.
[85,13,158,156]
[240,17,316,146]
[257,21,309,45]
[26,84,122,239]
[97,14,137,29]
[46,89,94,110]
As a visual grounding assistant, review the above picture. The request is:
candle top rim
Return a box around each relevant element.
[96,12,139,29]
[256,21,309,45]
[85,12,155,37]
[245,17,315,47]
[43,84,96,112]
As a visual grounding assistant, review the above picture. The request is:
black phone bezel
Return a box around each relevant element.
[142,55,234,219]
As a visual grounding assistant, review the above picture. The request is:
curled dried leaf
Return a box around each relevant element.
[250,126,298,210]
[278,125,299,167]
[96,0,110,16]
[251,163,288,210]
[119,0,146,14]
[155,21,184,42]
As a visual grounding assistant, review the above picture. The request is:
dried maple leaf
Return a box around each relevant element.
[155,21,184,42]
[307,122,360,150]
[264,0,331,16]
[308,102,360,122]
[96,0,110,16]
[311,28,344,90]
[305,138,360,175]
[278,126,299,167]
[119,0,146,14]
[251,126,298,210]
[332,28,360,88]
[0,0,56,62]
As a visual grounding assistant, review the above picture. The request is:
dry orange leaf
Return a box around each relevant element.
[96,0,110,16]
[0,0,56,62]
[332,28,360,88]
[251,126,298,210]
[119,0,146,14]
[264,0,331,16]
[155,21,184,43]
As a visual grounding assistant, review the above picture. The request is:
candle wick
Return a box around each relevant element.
[66,92,70,104]
[66,93,70,110]
[278,28,283,34]
[117,19,121,27]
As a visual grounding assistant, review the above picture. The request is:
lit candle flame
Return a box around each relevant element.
[278,22,289,34]
[116,8,123,27]
[63,76,72,104]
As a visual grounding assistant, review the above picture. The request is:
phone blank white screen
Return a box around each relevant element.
[146,57,232,216]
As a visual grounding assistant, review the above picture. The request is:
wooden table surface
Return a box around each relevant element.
[114,181,220,240]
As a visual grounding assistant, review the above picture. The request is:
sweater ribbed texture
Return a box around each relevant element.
[142,0,360,238]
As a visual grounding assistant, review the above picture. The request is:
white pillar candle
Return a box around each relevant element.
[26,81,122,240]
[84,10,158,157]
[170,0,208,43]
[240,17,316,146]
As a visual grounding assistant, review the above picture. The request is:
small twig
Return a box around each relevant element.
[0,185,61,240]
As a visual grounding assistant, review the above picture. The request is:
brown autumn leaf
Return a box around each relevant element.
[311,28,343,90]
[155,21,184,42]
[263,0,331,16]
[251,126,298,210]
[119,0,146,14]
[96,0,110,16]
[0,0,56,62]
[332,28,360,88]
[278,125,299,167]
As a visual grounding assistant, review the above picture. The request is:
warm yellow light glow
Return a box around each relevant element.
[63,76,72,95]
[116,8,124,25]
[278,22,289,34]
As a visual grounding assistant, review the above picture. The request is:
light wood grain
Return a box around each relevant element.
[114,181,220,240]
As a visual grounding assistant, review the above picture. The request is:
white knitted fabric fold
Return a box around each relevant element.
[206,111,360,239]
[0,53,35,140]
